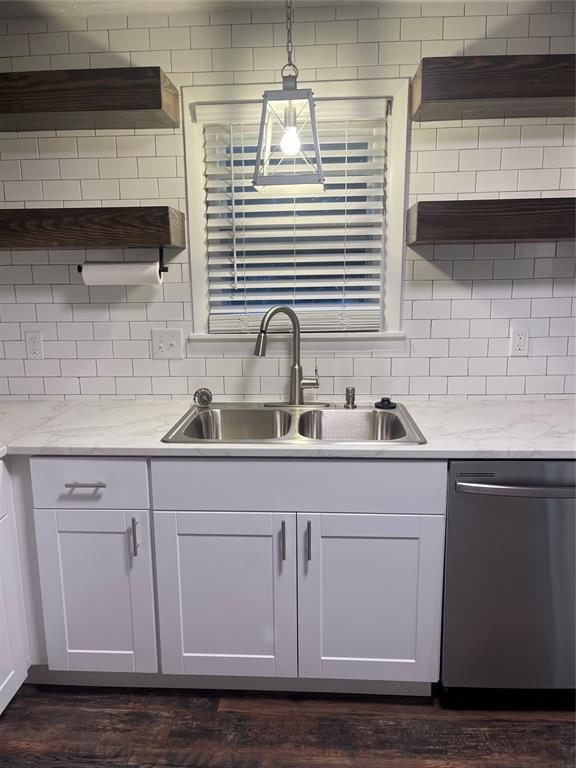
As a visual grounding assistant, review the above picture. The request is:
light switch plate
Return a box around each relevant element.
[151,329,184,359]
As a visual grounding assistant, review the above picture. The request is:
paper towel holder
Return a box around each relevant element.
[77,247,169,276]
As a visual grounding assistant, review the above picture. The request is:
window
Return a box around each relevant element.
[185,80,408,344]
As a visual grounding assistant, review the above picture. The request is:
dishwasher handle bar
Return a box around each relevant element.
[455,481,576,499]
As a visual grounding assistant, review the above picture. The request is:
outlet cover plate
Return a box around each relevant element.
[509,325,529,357]
[25,331,44,360]
[152,329,184,360]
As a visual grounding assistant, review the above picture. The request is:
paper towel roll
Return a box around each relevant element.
[80,262,163,286]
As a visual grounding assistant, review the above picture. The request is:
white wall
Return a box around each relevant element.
[0,1,574,401]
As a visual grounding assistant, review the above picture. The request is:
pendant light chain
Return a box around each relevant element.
[283,0,298,77]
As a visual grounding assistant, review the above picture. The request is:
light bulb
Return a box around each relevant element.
[280,126,301,156]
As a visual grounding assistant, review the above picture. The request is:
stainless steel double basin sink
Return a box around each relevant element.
[161,402,426,445]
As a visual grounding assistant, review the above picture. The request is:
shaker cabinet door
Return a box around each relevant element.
[154,511,297,677]
[297,513,445,682]
[0,509,28,714]
[34,508,157,673]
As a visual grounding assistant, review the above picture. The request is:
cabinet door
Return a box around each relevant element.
[34,508,157,673]
[298,514,444,682]
[0,510,28,714]
[154,511,297,677]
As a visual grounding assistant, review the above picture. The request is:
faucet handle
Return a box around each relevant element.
[301,366,320,390]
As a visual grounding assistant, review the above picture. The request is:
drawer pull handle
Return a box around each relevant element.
[306,520,312,562]
[280,520,286,562]
[131,517,139,558]
[64,481,107,490]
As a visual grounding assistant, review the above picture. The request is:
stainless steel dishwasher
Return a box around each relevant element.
[442,460,575,690]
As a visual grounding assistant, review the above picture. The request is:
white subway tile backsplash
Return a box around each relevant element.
[476,169,518,191]
[401,17,443,40]
[486,376,525,394]
[430,357,468,376]
[410,376,448,395]
[0,161,22,181]
[529,12,572,36]
[358,18,399,42]
[77,137,116,158]
[0,3,571,402]
[479,126,521,148]
[444,15,486,38]
[150,26,189,50]
[69,30,109,53]
[470,318,510,337]
[42,180,81,200]
[29,32,68,56]
[5,180,43,201]
[337,42,378,65]
[501,146,543,169]
[525,375,565,393]
[378,40,421,64]
[447,376,486,394]
[59,158,99,179]
[418,150,459,172]
[109,28,150,51]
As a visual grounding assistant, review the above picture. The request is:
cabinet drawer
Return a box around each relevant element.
[30,457,149,509]
[151,459,447,515]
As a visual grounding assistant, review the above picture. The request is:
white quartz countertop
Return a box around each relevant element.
[5,398,576,459]
[0,400,77,458]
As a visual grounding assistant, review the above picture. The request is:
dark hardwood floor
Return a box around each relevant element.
[0,684,573,768]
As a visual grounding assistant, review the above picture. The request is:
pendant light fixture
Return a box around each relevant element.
[252,0,324,195]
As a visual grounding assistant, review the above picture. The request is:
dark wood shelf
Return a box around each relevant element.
[411,55,575,121]
[0,206,186,250]
[0,67,180,131]
[406,198,576,245]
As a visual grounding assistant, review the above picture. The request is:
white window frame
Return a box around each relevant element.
[182,78,409,354]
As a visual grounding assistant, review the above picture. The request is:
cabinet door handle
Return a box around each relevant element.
[131,517,139,557]
[306,520,312,562]
[280,520,286,561]
[64,481,107,489]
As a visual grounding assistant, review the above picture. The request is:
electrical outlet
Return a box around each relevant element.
[25,332,44,360]
[509,325,529,357]
[151,329,184,359]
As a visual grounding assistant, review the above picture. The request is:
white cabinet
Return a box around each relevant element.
[34,508,157,673]
[0,462,28,715]
[31,457,156,673]
[151,459,447,684]
[154,511,297,677]
[297,513,445,682]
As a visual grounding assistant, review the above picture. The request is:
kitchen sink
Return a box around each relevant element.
[162,406,292,443]
[161,402,426,445]
[297,407,421,442]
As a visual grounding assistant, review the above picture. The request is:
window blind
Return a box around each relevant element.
[202,105,388,334]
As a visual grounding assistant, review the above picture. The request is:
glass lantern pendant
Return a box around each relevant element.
[252,0,324,196]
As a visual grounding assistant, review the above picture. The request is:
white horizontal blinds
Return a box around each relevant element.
[203,104,388,334]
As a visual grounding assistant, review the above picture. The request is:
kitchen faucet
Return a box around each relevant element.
[254,305,319,405]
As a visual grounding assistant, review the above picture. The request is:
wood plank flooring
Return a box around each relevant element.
[0,685,573,768]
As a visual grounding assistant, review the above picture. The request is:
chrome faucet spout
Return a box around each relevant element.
[254,331,267,357]
[254,305,319,405]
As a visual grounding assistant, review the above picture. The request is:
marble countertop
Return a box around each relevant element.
[5,398,575,459]
[0,400,77,458]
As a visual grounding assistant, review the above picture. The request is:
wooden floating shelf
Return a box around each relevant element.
[411,54,576,121]
[0,67,180,131]
[406,198,576,245]
[0,206,186,250]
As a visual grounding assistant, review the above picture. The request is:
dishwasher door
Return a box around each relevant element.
[442,460,575,690]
